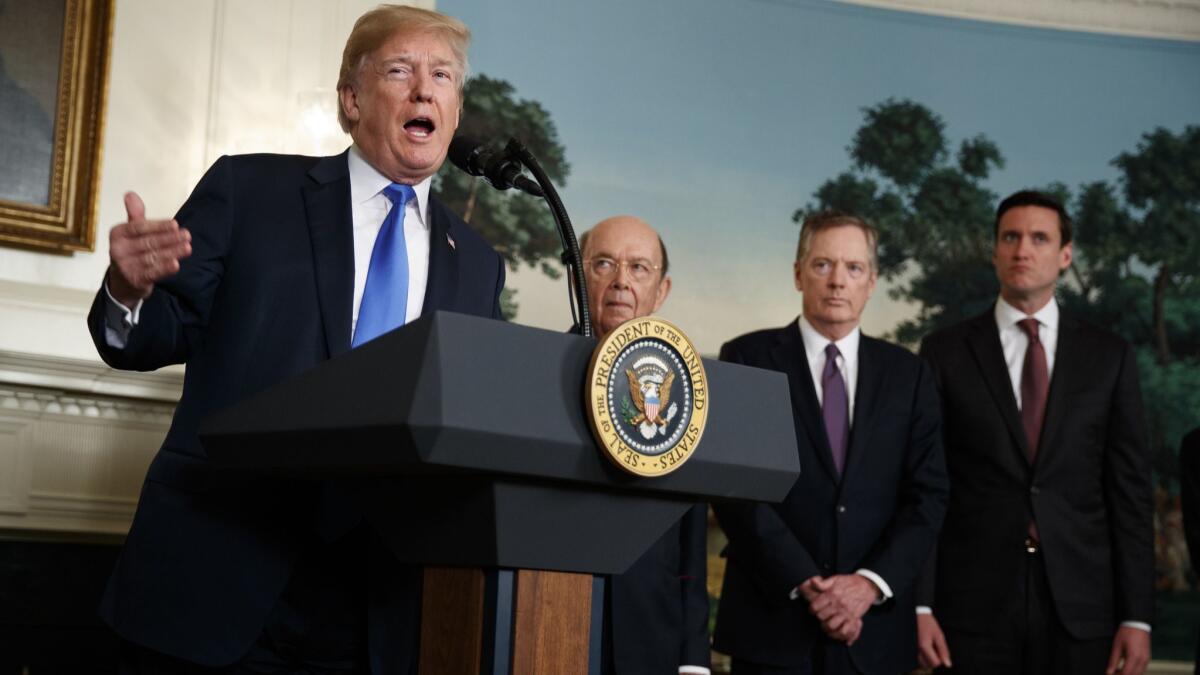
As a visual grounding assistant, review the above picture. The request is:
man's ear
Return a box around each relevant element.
[652,276,672,312]
[1059,241,1073,272]
[339,85,360,125]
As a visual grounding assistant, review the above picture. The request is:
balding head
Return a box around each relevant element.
[581,216,672,337]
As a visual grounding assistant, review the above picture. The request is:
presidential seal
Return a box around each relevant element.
[586,317,708,477]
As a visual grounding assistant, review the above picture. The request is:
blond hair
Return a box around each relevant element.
[336,4,470,132]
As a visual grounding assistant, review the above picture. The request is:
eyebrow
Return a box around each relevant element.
[377,54,457,70]
[811,256,868,264]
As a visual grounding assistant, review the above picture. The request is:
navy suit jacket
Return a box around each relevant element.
[712,323,948,674]
[1180,428,1200,674]
[87,152,504,668]
[607,503,710,674]
[916,310,1154,639]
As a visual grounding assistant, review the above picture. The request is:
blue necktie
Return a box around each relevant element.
[352,183,415,347]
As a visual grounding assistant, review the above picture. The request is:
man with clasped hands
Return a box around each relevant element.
[713,212,948,674]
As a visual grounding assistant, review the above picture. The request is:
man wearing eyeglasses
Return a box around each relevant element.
[577,215,711,675]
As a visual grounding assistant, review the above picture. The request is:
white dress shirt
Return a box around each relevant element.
[916,297,1149,634]
[347,144,430,334]
[995,296,1059,410]
[105,146,433,346]
[798,316,860,422]
[793,316,893,603]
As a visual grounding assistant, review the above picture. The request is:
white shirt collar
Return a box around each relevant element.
[995,295,1059,333]
[798,315,861,362]
[347,144,431,228]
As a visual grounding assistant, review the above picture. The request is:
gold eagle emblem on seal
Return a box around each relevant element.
[585,317,708,477]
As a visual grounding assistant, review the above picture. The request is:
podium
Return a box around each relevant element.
[200,312,799,674]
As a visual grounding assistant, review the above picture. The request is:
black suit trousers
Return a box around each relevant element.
[938,550,1108,675]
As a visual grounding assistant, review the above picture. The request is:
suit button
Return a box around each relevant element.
[837,505,846,514]
[822,562,832,572]
[1030,486,1041,495]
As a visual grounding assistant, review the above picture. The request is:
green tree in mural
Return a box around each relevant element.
[1062,126,1200,476]
[434,74,571,318]
[795,98,1005,344]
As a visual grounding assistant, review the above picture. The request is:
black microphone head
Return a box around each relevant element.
[448,136,489,176]
[447,135,543,197]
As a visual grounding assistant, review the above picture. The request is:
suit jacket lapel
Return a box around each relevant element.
[842,336,884,483]
[771,323,838,482]
[964,312,1031,467]
[1038,312,1082,468]
[304,152,354,358]
[420,196,459,315]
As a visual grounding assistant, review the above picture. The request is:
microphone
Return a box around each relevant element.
[448,136,544,197]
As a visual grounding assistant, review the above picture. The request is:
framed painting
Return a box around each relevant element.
[0,0,113,254]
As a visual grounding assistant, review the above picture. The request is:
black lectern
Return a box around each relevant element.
[200,312,799,674]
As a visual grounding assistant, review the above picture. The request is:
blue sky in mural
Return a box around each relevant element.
[441,0,1200,352]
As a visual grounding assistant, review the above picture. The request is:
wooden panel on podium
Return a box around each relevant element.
[511,570,592,674]
[419,566,486,675]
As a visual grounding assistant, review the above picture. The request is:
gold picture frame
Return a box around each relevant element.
[0,0,113,254]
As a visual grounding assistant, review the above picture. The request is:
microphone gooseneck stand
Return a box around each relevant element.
[503,137,592,338]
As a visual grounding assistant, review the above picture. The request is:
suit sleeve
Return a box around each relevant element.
[679,503,712,668]
[855,355,949,602]
[87,156,234,371]
[711,339,822,605]
[490,253,506,321]
[1181,430,1200,570]
[1104,341,1155,625]
[913,339,945,608]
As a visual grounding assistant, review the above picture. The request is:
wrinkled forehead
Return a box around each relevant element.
[363,29,465,76]
[805,225,873,261]
[586,222,661,262]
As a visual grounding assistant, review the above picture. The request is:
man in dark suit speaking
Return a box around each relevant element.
[88,5,504,673]
[915,191,1154,675]
[712,212,948,674]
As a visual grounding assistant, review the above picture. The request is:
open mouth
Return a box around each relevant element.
[404,117,435,138]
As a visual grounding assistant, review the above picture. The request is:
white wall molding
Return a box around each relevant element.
[837,0,1200,41]
[0,350,179,537]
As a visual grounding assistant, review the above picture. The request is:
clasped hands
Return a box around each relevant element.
[798,574,879,645]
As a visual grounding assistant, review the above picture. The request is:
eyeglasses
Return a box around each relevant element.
[584,257,661,282]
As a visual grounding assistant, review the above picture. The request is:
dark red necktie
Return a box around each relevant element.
[1018,318,1049,461]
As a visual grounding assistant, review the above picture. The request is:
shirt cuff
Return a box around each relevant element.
[1120,621,1151,633]
[679,667,710,675]
[103,281,143,349]
[915,605,933,615]
[854,569,892,605]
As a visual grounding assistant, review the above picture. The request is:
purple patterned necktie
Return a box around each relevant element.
[822,343,849,476]
[1018,318,1049,461]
